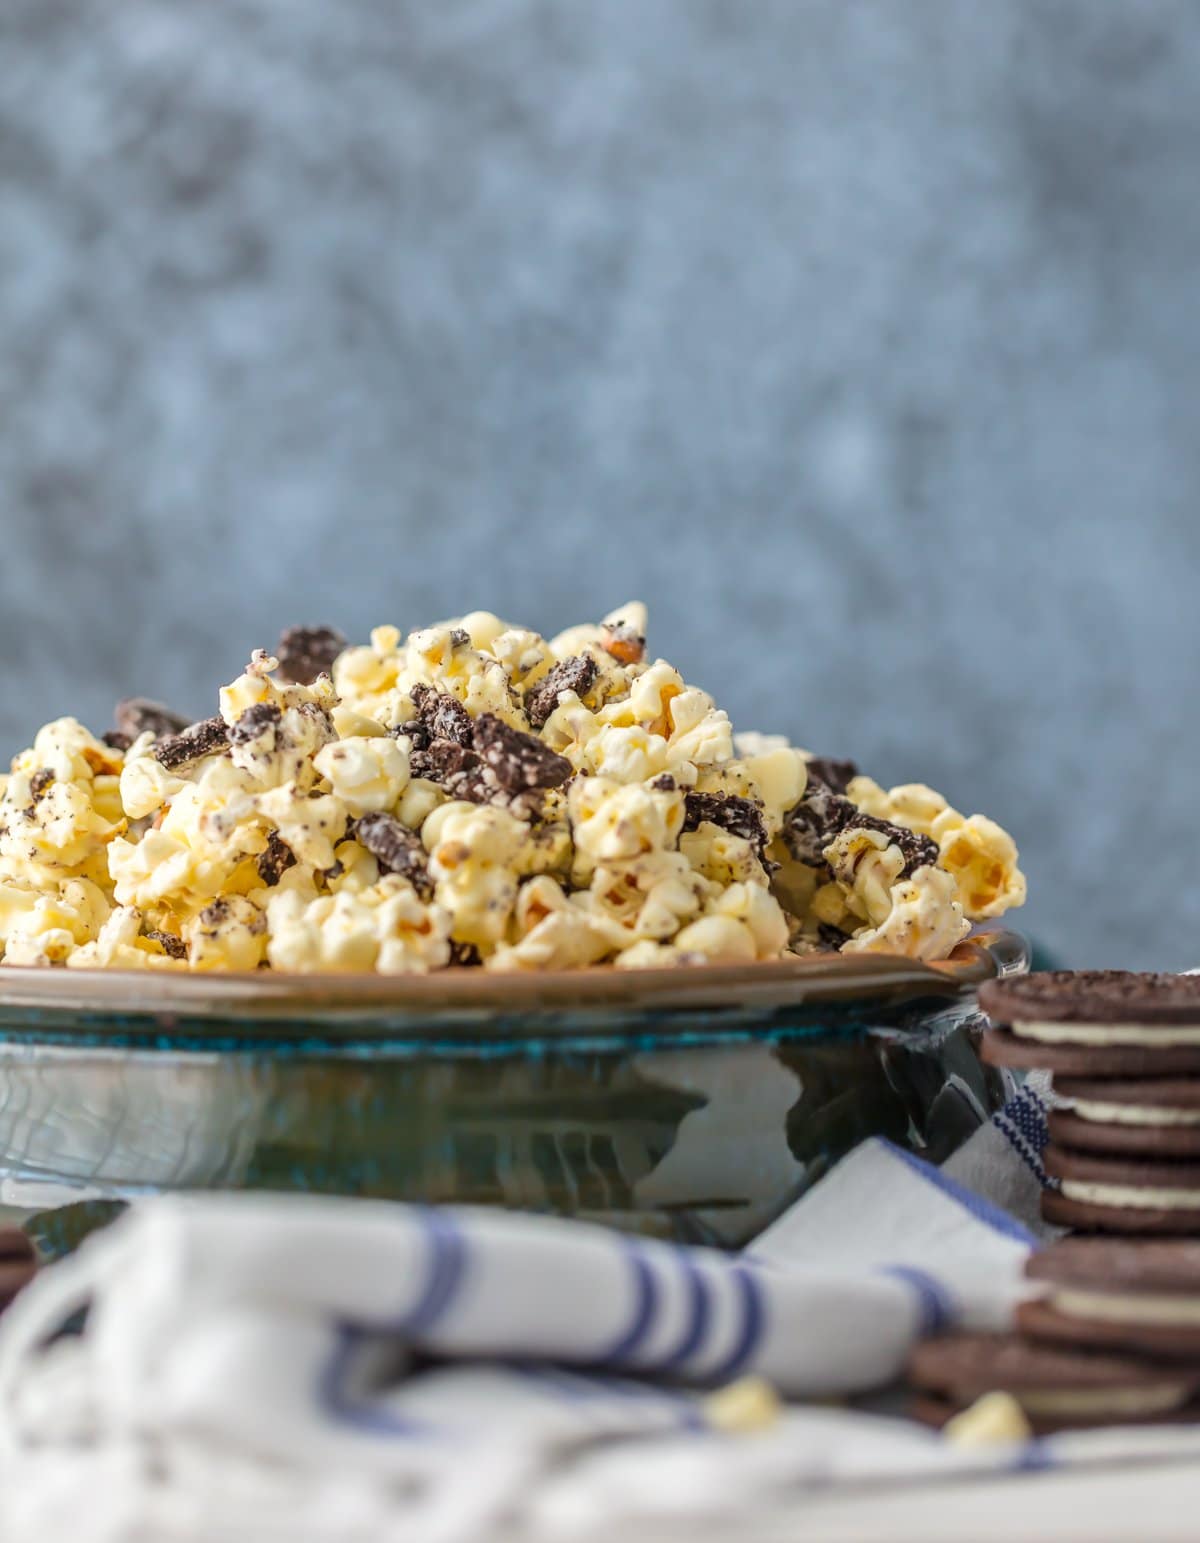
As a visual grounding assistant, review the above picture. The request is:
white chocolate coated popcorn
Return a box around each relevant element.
[0,605,1024,971]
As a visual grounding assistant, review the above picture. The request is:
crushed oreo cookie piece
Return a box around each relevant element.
[651,773,677,792]
[275,625,347,685]
[115,698,192,743]
[803,756,859,796]
[682,791,768,854]
[448,939,482,967]
[229,701,282,746]
[411,737,483,788]
[354,812,433,898]
[103,730,133,752]
[144,928,187,960]
[409,684,474,746]
[448,627,471,649]
[198,898,230,927]
[524,655,598,730]
[842,809,939,877]
[256,830,296,887]
[783,784,852,867]
[472,714,573,792]
[28,769,54,802]
[153,716,230,770]
[783,786,938,878]
[392,717,429,752]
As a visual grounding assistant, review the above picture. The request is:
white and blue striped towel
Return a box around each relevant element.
[8,1074,1177,1543]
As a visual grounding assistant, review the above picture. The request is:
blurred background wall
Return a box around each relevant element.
[0,0,1195,968]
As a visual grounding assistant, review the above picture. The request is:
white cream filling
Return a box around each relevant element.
[1061,1180,1200,1211]
[1071,1100,1200,1128]
[1014,1019,1200,1047]
[1051,1288,1200,1327]
[1017,1384,1191,1418]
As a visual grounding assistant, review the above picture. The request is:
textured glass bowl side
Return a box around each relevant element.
[0,933,1028,1256]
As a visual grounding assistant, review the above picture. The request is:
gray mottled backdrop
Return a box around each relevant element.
[0,1,1195,968]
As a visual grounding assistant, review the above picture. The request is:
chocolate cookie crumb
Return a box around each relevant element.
[144,928,187,960]
[230,702,282,746]
[472,714,573,792]
[392,718,429,751]
[525,655,598,729]
[412,738,483,788]
[783,785,853,866]
[783,787,937,877]
[651,774,677,792]
[449,628,471,649]
[410,684,475,746]
[115,698,192,743]
[682,791,768,854]
[198,898,230,927]
[256,830,296,887]
[448,939,482,967]
[153,717,231,770]
[103,731,134,751]
[803,756,859,796]
[843,809,940,877]
[354,812,434,898]
[28,769,54,802]
[275,625,347,685]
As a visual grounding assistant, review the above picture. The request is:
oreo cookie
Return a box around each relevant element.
[275,625,347,686]
[353,812,433,899]
[982,1027,1200,1077]
[981,972,1200,1027]
[1051,1078,1200,1159]
[980,972,1200,1078]
[524,655,598,730]
[682,791,768,856]
[1043,1145,1200,1235]
[152,716,231,771]
[1019,1238,1200,1358]
[907,1330,1200,1433]
[1047,1106,1200,1160]
[113,697,191,744]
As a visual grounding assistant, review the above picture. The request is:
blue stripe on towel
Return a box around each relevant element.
[880,1141,1037,1246]
[596,1244,660,1365]
[318,1325,435,1438]
[652,1252,712,1376]
[401,1209,467,1334]
[705,1263,766,1384]
[879,1264,955,1335]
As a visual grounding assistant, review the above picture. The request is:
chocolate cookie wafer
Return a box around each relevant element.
[1043,1146,1200,1234]
[1019,1238,1200,1358]
[1048,1077,1200,1159]
[907,1330,1200,1433]
[980,972,1200,1078]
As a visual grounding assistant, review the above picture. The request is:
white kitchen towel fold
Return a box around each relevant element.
[0,1075,1119,1543]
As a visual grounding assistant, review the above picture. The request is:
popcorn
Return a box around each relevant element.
[312,736,410,816]
[0,605,1025,971]
[844,777,1026,922]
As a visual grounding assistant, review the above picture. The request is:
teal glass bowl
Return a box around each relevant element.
[0,932,1028,1255]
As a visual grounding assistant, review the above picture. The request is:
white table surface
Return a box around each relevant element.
[599,1457,1200,1542]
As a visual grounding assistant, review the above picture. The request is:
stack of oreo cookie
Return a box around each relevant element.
[980,971,1200,1235]
[904,973,1200,1434]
